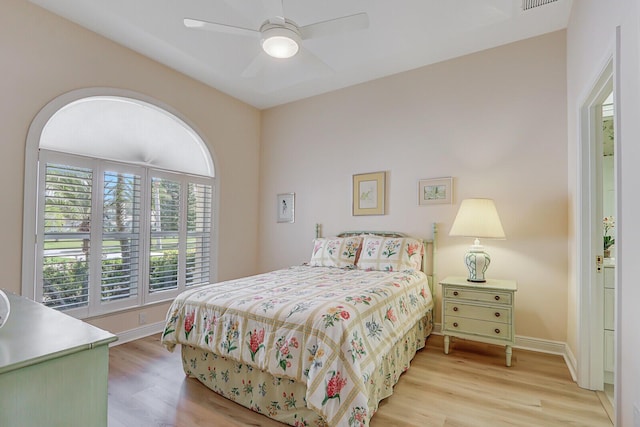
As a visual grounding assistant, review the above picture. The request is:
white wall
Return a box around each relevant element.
[615,1,640,424]
[260,31,569,343]
[567,0,640,424]
[0,0,261,334]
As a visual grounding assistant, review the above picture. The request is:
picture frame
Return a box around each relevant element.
[418,177,453,205]
[277,193,295,223]
[353,171,386,215]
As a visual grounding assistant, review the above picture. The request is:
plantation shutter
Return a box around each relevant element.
[41,162,93,310]
[37,151,215,317]
[101,169,142,302]
[186,182,212,287]
[149,176,181,293]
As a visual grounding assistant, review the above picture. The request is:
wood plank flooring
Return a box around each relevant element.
[108,334,612,427]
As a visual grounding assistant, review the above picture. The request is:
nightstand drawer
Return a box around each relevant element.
[444,287,512,305]
[444,316,512,340]
[444,301,511,324]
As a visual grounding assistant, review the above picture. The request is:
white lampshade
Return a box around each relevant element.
[449,198,506,282]
[449,198,506,239]
[261,27,300,59]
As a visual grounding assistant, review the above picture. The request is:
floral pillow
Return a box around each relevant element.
[309,236,363,268]
[357,236,424,272]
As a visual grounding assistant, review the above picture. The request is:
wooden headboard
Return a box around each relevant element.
[314,223,438,295]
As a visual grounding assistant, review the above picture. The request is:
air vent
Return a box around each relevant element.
[522,0,558,11]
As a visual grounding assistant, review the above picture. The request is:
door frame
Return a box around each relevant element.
[577,59,613,392]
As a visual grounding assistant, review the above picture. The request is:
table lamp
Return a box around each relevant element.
[449,198,506,282]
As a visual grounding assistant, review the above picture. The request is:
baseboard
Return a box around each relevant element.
[433,322,578,381]
[604,370,614,384]
[563,342,578,382]
[514,335,566,354]
[432,322,442,335]
[110,321,165,347]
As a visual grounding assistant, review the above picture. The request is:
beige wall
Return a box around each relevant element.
[260,31,568,342]
[616,0,640,421]
[0,0,261,333]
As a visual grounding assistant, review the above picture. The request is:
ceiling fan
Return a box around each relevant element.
[183,1,369,78]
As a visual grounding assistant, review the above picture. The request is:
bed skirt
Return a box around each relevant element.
[180,310,433,427]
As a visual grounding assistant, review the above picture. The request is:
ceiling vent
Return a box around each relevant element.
[522,0,558,11]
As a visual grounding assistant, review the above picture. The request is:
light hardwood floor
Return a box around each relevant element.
[108,334,612,427]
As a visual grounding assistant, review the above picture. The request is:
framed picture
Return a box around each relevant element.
[277,193,295,223]
[353,171,386,215]
[418,177,453,205]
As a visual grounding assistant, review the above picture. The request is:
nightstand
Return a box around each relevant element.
[440,276,517,366]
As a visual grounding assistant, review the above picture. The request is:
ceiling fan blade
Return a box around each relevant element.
[183,18,259,38]
[295,47,334,77]
[300,12,369,40]
[220,0,284,24]
[242,47,333,93]
[264,0,285,21]
[241,53,268,78]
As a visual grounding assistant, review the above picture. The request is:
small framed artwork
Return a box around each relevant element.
[277,193,295,223]
[418,177,453,205]
[353,171,386,216]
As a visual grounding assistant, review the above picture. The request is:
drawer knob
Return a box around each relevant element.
[494,295,501,301]
[494,328,501,334]
[453,306,459,312]
[453,322,459,328]
[453,291,459,296]
[495,312,500,318]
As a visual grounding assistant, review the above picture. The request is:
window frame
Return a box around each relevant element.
[23,88,218,319]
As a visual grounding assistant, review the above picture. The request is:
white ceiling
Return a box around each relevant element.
[29,0,573,109]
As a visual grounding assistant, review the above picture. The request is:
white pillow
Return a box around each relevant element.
[309,236,363,268]
[357,236,423,272]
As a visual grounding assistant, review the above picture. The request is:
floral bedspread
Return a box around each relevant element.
[161,266,433,427]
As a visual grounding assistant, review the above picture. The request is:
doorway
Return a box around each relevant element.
[601,90,615,404]
[577,59,616,412]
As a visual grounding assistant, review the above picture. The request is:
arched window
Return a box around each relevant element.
[22,89,217,319]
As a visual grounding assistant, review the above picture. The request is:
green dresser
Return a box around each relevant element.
[0,291,117,427]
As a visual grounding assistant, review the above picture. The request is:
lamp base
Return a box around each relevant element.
[464,244,491,283]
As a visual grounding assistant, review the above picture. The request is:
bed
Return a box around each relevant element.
[161,225,437,427]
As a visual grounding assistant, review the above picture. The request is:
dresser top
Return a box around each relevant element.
[0,291,117,374]
[440,276,517,291]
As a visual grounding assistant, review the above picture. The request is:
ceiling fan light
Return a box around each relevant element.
[261,26,300,59]
[262,35,299,58]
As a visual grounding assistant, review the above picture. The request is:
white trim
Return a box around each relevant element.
[613,26,621,425]
[109,320,165,347]
[564,342,578,383]
[577,52,615,391]
[604,370,614,385]
[433,322,442,335]
[514,335,567,355]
